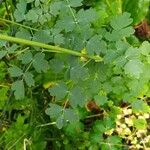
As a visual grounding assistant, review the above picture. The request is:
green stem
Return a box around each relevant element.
[0,34,103,61]
[0,18,38,31]
[118,0,122,14]
[36,122,56,127]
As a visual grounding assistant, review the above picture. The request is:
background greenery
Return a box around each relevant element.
[0,0,150,149]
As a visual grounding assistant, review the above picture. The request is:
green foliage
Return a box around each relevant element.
[123,0,150,24]
[0,0,150,149]
[11,80,25,100]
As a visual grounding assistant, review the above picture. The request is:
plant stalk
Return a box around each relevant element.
[0,34,103,61]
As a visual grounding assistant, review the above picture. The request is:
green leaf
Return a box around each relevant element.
[24,72,35,87]
[110,12,133,30]
[55,16,75,32]
[70,65,89,81]
[33,53,49,73]
[50,1,63,16]
[14,10,26,22]
[105,12,134,41]
[69,86,86,107]
[50,58,64,74]
[0,41,7,47]
[54,33,64,45]
[94,95,107,106]
[12,80,25,100]
[16,0,26,13]
[86,35,102,55]
[48,82,68,101]
[0,51,7,59]
[131,100,150,113]
[119,26,135,37]
[64,109,79,123]
[33,30,52,44]
[102,136,122,150]
[7,44,19,54]
[68,0,83,7]
[93,117,115,133]
[123,0,149,24]
[125,47,140,60]
[77,8,97,25]
[64,122,83,136]
[14,0,27,22]
[124,59,144,78]
[56,115,65,129]
[26,9,39,23]
[19,51,33,64]
[77,9,97,25]
[15,28,31,40]
[8,66,23,77]
[133,118,147,130]
[105,27,134,41]
[45,103,63,118]
[139,41,150,56]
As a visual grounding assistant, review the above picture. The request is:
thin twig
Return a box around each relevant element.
[36,122,56,127]
[0,18,38,31]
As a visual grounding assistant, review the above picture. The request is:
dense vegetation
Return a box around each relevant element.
[0,0,150,149]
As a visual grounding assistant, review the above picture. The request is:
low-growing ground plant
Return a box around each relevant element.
[0,0,150,149]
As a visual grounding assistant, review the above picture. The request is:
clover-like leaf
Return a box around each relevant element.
[56,115,66,129]
[19,51,33,64]
[45,103,63,118]
[69,86,86,108]
[24,72,35,87]
[33,53,49,73]
[33,30,52,44]
[133,118,147,130]
[55,16,75,32]
[70,65,89,81]
[124,59,144,78]
[110,12,133,30]
[26,9,39,23]
[0,51,7,59]
[86,35,102,55]
[77,8,97,25]
[16,28,31,40]
[131,100,150,113]
[140,41,150,56]
[64,109,79,123]
[14,0,27,22]
[94,95,108,106]
[8,66,23,77]
[12,80,25,100]
[48,82,68,101]
[68,0,83,7]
